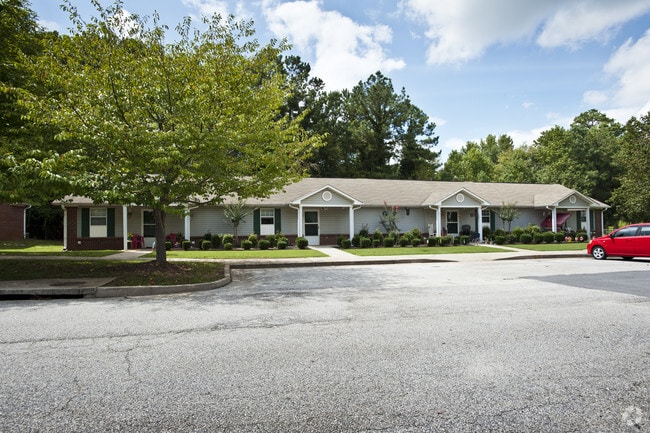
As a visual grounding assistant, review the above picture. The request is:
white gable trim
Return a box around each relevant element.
[290,184,363,206]
[433,187,490,207]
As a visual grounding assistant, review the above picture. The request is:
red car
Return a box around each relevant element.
[587,223,650,260]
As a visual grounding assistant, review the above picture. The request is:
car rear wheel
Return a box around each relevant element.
[591,246,607,260]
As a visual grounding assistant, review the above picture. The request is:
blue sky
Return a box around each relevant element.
[32,0,650,160]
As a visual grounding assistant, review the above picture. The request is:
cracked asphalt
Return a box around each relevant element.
[1,257,649,432]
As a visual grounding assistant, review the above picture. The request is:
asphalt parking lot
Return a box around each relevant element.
[1,257,648,432]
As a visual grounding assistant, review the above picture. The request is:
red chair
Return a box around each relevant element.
[131,234,143,249]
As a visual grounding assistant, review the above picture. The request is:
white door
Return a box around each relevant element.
[304,210,320,246]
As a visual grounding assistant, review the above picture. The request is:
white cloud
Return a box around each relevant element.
[603,29,650,118]
[399,0,650,64]
[38,19,62,32]
[582,90,609,106]
[522,101,534,109]
[181,0,229,18]
[263,0,405,90]
[538,0,650,48]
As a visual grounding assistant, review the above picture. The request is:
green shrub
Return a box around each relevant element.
[247,233,258,247]
[372,239,381,248]
[351,235,361,247]
[411,238,421,247]
[336,235,346,247]
[341,239,352,249]
[277,240,287,250]
[165,241,172,251]
[526,224,541,234]
[511,227,524,241]
[201,240,211,250]
[542,231,556,244]
[399,237,409,247]
[258,240,270,250]
[506,235,516,244]
[408,227,422,240]
[182,240,191,250]
[222,234,234,246]
[359,226,369,238]
[495,228,506,237]
[296,237,309,249]
[360,237,372,248]
[383,237,395,248]
[211,233,222,249]
[520,233,533,244]
[372,229,384,242]
[203,232,212,241]
[427,237,439,247]
[459,235,470,245]
[274,232,287,246]
[441,235,452,246]
[533,233,544,244]
[223,242,233,250]
[554,232,566,243]
[242,240,252,250]
[495,235,506,245]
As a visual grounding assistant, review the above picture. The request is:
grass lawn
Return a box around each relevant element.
[508,242,588,251]
[0,240,115,257]
[345,245,511,256]
[0,259,225,286]
[159,248,327,259]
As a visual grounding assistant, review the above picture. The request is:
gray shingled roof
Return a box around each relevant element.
[246,178,608,209]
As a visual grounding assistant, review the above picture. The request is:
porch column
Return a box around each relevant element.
[184,209,191,241]
[436,205,442,237]
[62,205,68,251]
[477,206,483,242]
[585,207,592,239]
[551,208,557,233]
[600,210,605,236]
[297,205,303,237]
[348,206,354,240]
[122,205,128,250]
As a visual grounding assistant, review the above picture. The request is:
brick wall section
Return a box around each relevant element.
[64,207,125,251]
[0,204,25,240]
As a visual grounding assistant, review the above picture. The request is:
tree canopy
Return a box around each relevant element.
[18,1,320,262]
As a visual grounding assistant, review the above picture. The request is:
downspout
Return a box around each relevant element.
[289,203,301,237]
[61,205,67,251]
[23,204,31,239]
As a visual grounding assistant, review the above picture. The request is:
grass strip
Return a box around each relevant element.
[158,249,327,259]
[0,260,225,286]
[345,245,510,256]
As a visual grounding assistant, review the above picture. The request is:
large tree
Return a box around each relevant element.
[611,112,650,222]
[1,0,70,204]
[19,1,319,263]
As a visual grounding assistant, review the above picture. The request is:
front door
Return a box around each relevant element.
[304,210,320,246]
[143,210,156,248]
[446,211,458,235]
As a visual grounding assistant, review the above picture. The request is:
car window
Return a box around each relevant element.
[614,226,639,237]
[640,226,650,236]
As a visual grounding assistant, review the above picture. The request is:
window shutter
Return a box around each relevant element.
[81,208,90,237]
[490,210,496,231]
[253,209,260,235]
[107,208,115,237]
[274,208,282,233]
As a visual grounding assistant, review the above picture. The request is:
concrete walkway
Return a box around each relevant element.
[0,245,588,298]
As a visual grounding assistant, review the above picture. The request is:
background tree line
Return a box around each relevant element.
[2,0,650,242]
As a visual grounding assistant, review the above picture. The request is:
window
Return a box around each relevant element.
[614,226,638,237]
[260,209,275,235]
[482,210,490,226]
[640,226,650,236]
[143,210,155,237]
[446,211,458,235]
[89,208,107,237]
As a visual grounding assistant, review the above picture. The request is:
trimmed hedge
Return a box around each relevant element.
[296,237,309,249]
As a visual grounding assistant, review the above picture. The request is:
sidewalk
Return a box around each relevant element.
[0,246,587,299]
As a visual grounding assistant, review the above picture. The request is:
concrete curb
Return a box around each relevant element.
[91,264,232,298]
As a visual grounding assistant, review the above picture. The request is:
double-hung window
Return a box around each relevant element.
[260,209,275,235]
[89,208,108,237]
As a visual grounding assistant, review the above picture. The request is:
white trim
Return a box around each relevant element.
[290,184,363,206]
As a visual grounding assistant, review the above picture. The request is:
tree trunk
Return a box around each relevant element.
[154,208,167,264]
